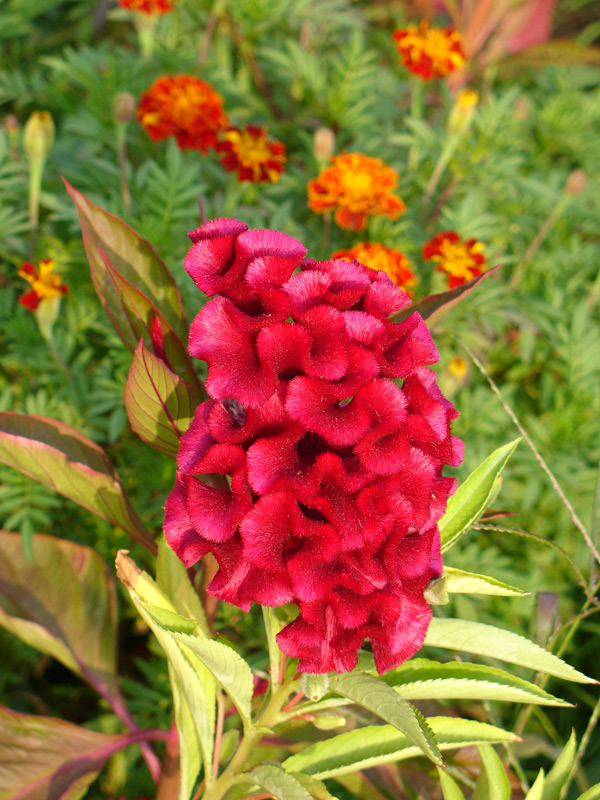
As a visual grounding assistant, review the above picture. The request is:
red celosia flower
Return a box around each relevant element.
[119,0,174,12]
[136,75,228,152]
[308,153,406,232]
[332,242,417,297]
[164,218,462,674]
[17,259,68,311]
[216,125,286,183]
[422,231,486,288]
[392,21,465,80]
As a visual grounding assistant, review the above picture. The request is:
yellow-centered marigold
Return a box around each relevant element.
[18,259,68,311]
[332,242,416,296]
[308,153,405,232]
[393,21,465,80]
[216,125,286,183]
[422,231,486,288]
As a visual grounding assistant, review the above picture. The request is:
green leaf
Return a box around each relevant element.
[383,658,571,706]
[541,731,576,800]
[438,768,467,800]
[157,536,209,636]
[283,716,517,779]
[0,413,154,552]
[0,707,134,800]
[472,744,510,800]
[525,770,545,800]
[125,339,196,457]
[424,619,595,684]
[332,672,442,764]
[439,439,521,551]
[444,567,530,596]
[292,773,340,800]
[171,670,203,800]
[505,40,600,66]
[239,765,313,800]
[577,783,600,800]
[64,179,188,346]
[0,531,119,698]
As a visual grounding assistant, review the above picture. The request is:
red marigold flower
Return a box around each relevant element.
[165,218,462,674]
[332,242,417,297]
[17,259,68,311]
[136,75,228,152]
[422,230,487,289]
[216,125,286,183]
[119,0,175,12]
[392,21,465,80]
[307,153,406,232]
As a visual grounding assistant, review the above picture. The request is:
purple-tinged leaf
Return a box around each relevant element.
[0,531,118,697]
[64,179,189,347]
[125,339,197,458]
[390,267,499,328]
[0,413,155,553]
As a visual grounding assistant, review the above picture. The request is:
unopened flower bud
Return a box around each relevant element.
[301,673,330,701]
[23,111,55,164]
[564,169,587,197]
[313,127,335,162]
[447,88,478,136]
[112,92,136,126]
[3,115,19,135]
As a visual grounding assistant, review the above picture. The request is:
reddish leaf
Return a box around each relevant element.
[0,413,155,553]
[389,266,499,328]
[125,338,197,458]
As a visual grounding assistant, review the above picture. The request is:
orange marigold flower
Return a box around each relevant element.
[332,242,416,297]
[308,153,405,232]
[17,259,68,311]
[216,125,286,183]
[392,21,465,80]
[137,75,228,152]
[119,0,175,13]
[422,231,486,288]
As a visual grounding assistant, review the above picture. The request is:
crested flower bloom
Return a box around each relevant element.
[422,231,487,288]
[308,153,405,232]
[137,75,228,152]
[17,259,68,311]
[119,0,175,13]
[332,242,417,297]
[216,125,286,183]
[392,21,465,80]
[164,217,462,675]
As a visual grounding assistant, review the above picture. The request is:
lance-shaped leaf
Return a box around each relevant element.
[125,339,196,458]
[444,567,530,596]
[389,267,499,327]
[542,732,576,800]
[472,744,510,800]
[440,438,521,551]
[237,765,313,800]
[332,672,441,764]
[525,770,545,800]
[283,717,517,779]
[0,413,154,552]
[439,768,467,800]
[0,531,119,699]
[577,784,600,800]
[64,179,188,345]
[157,536,209,637]
[0,708,151,800]
[382,658,571,706]
[424,619,596,683]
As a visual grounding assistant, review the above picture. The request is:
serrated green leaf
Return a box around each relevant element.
[292,772,340,800]
[541,731,576,800]
[439,439,521,551]
[424,619,595,684]
[383,658,571,706]
[525,770,545,800]
[333,672,442,764]
[157,536,209,636]
[283,717,516,779]
[472,744,510,800]
[239,765,313,800]
[438,768,467,800]
[445,567,530,596]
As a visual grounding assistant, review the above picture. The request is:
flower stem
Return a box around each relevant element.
[423,134,459,207]
[407,79,423,173]
[116,125,132,213]
[509,195,570,289]
[28,156,44,260]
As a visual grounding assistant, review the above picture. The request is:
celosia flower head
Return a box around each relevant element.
[216,125,286,183]
[308,153,405,232]
[137,75,228,152]
[17,259,68,311]
[333,242,416,297]
[423,231,486,288]
[119,0,175,13]
[165,218,462,674]
[393,21,465,80]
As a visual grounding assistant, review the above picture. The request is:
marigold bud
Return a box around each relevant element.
[564,169,587,197]
[23,111,55,164]
[112,92,136,126]
[447,88,478,136]
[313,127,335,161]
